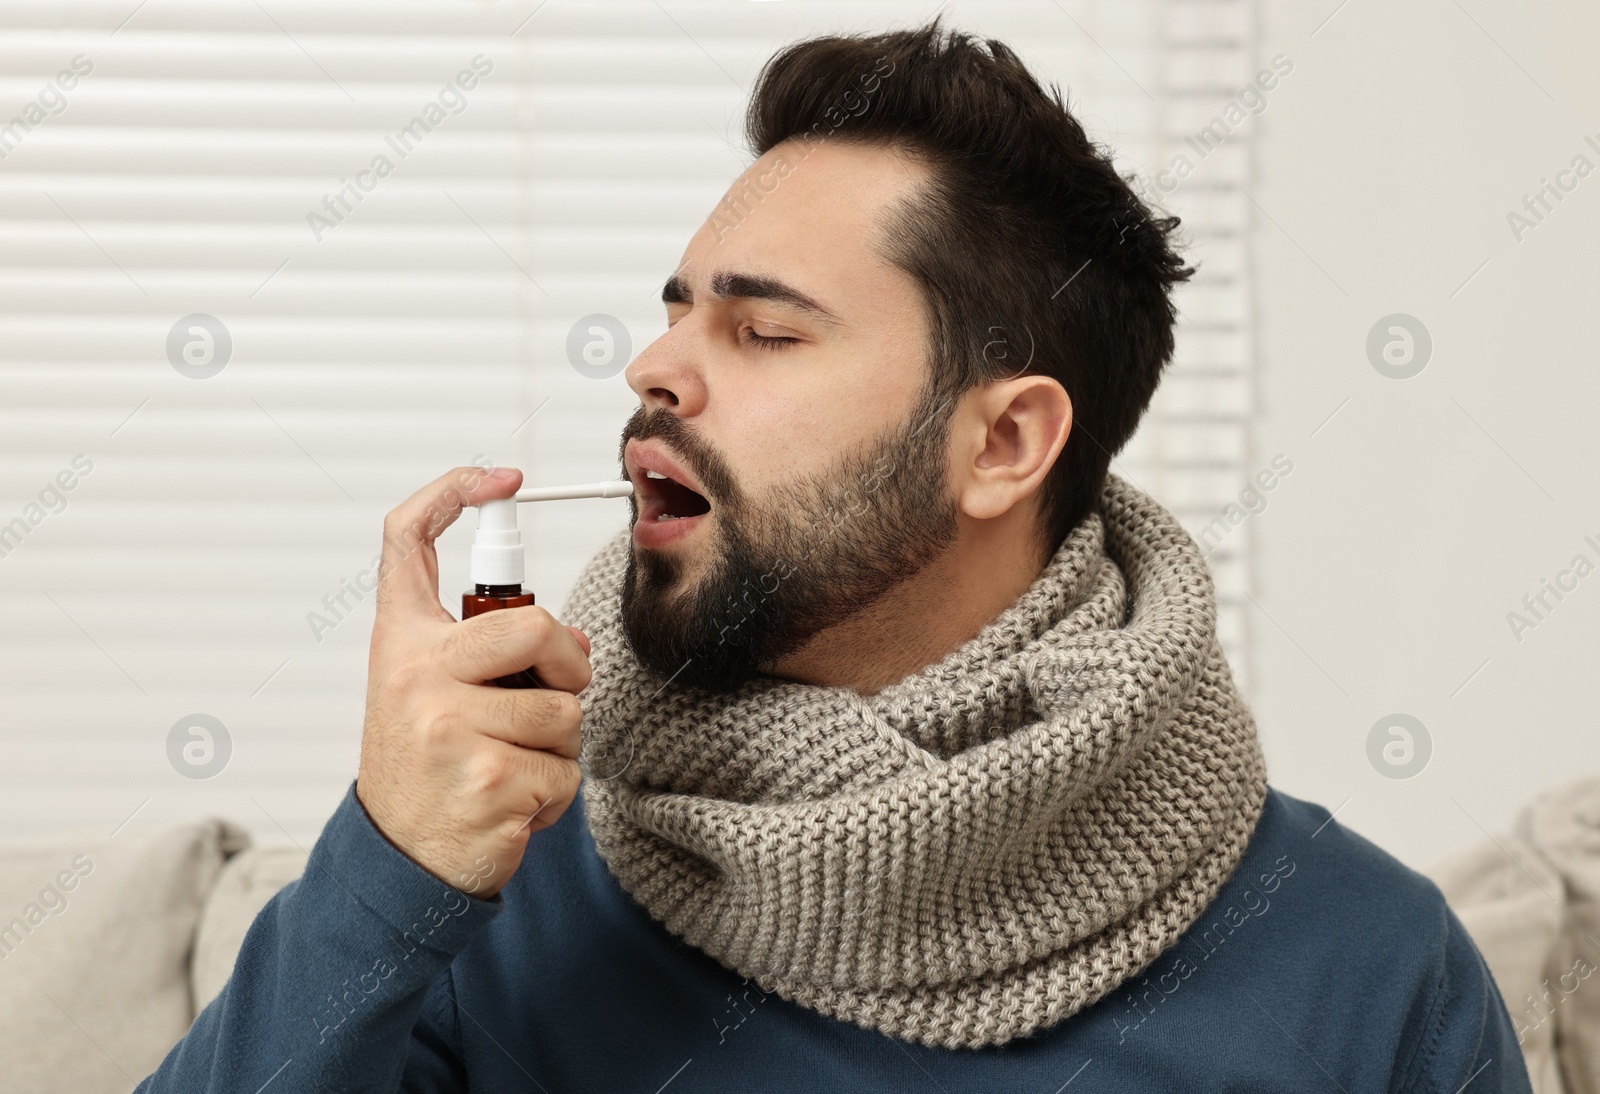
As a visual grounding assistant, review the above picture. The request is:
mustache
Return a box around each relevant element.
[620,407,728,503]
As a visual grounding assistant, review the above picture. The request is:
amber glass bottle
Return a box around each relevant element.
[461,584,546,689]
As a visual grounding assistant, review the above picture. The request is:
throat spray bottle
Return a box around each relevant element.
[462,478,634,689]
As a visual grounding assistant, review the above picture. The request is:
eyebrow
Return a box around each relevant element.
[660,270,843,328]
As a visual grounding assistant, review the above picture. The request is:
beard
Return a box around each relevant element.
[617,379,960,695]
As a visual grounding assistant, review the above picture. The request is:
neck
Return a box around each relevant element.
[769,512,1048,695]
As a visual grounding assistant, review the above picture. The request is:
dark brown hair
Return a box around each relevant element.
[745,16,1195,558]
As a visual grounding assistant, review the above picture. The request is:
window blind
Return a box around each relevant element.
[0,0,1256,845]
[0,0,542,842]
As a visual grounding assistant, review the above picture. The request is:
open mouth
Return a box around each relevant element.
[640,469,712,523]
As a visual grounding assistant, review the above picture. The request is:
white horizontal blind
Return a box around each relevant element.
[1132,0,1259,692]
[526,1,1260,681]
[0,1,548,843]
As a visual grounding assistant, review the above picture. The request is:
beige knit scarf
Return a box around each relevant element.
[558,472,1269,1049]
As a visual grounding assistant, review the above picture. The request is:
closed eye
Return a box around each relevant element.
[740,326,800,351]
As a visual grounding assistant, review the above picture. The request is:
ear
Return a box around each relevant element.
[957,376,1071,521]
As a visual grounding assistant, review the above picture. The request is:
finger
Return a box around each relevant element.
[565,626,590,658]
[375,464,523,621]
[501,746,583,837]
[441,604,592,694]
[462,683,584,759]
[457,737,583,837]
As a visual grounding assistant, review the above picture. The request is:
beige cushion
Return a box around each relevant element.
[1429,834,1569,1094]
[1519,775,1600,1094]
[190,844,310,1014]
[0,817,248,1094]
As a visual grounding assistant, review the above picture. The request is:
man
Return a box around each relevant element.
[138,19,1531,1092]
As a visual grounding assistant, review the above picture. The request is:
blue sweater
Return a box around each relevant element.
[138,781,1533,1092]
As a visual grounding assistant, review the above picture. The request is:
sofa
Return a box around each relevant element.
[3,777,1598,1094]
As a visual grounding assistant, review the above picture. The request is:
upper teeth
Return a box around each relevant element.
[646,470,668,479]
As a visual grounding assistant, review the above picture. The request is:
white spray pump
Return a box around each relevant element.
[468,478,635,589]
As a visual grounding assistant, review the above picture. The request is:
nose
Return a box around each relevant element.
[625,325,707,417]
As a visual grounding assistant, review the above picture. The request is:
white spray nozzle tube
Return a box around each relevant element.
[513,479,633,503]
[470,479,633,588]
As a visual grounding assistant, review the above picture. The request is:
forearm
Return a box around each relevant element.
[135,782,499,1093]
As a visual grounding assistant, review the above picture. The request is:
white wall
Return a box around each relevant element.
[1250,0,1600,871]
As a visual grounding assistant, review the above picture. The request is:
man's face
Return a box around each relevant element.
[617,138,961,694]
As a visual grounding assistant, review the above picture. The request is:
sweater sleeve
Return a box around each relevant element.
[1397,901,1535,1094]
[134,781,501,1093]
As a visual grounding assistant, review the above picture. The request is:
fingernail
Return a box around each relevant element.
[487,467,516,481]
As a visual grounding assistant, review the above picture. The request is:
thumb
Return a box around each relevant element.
[375,464,522,621]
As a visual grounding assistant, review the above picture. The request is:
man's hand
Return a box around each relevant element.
[356,464,592,899]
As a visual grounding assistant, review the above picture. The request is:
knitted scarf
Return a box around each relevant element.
[558,472,1269,1049]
